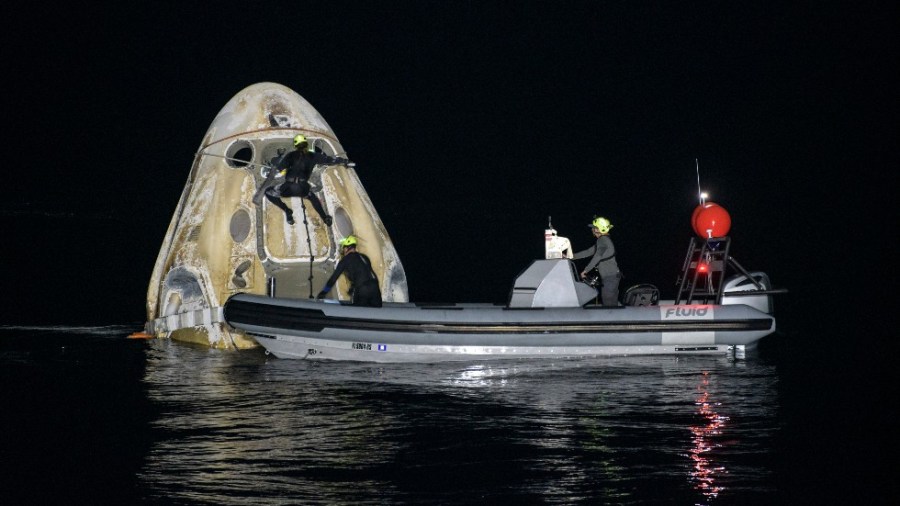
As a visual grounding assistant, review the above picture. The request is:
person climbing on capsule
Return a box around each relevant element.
[316,235,383,307]
[264,134,350,226]
[573,216,622,306]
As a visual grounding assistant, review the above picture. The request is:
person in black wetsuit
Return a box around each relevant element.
[264,134,349,226]
[573,216,622,306]
[316,235,383,307]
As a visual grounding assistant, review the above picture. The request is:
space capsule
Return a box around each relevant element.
[141,82,408,348]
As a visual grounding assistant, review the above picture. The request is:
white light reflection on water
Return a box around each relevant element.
[135,341,779,505]
[447,363,515,387]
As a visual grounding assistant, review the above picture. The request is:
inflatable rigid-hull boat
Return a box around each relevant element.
[223,259,776,363]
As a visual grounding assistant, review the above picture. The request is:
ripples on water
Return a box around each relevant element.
[2,325,784,505]
[138,341,781,505]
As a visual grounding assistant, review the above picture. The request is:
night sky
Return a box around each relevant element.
[2,1,895,327]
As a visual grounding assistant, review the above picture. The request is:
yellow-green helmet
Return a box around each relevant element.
[589,217,613,234]
[293,134,309,149]
[339,235,358,248]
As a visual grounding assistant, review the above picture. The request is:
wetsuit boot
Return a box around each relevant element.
[307,194,333,226]
[265,194,295,224]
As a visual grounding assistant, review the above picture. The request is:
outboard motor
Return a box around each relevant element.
[622,284,660,306]
[721,272,774,314]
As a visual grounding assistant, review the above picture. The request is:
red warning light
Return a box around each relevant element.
[697,262,709,273]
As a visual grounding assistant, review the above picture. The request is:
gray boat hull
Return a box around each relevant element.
[223,294,775,362]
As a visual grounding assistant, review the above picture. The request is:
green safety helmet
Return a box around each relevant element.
[589,216,613,234]
[293,134,309,148]
[339,235,358,248]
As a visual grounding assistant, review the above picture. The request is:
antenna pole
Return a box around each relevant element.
[695,158,702,205]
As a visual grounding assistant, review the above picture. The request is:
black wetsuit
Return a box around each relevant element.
[264,149,348,224]
[573,235,621,306]
[317,251,382,307]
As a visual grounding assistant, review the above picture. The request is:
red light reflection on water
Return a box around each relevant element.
[689,371,728,500]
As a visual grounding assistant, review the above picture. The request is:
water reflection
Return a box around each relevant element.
[690,371,727,500]
[137,341,779,504]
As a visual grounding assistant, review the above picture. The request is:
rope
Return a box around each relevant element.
[197,150,353,188]
[195,151,276,172]
[195,149,355,171]
[298,201,315,299]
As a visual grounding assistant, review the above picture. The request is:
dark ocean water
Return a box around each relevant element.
[1,320,890,505]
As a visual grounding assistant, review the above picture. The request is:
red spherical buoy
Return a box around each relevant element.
[691,202,719,236]
[693,203,731,238]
